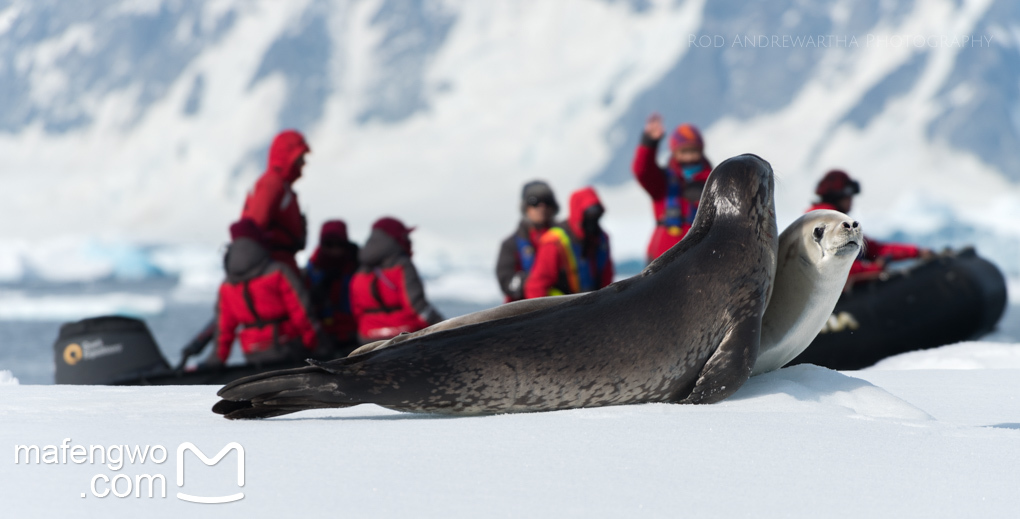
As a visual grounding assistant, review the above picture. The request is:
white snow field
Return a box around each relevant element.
[3,343,1019,518]
[2,0,1020,282]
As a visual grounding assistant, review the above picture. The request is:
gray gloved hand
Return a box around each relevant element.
[508,271,528,300]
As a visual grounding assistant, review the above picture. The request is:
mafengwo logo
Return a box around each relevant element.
[12,439,245,503]
[177,443,244,503]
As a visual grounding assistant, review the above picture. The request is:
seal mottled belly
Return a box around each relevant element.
[213,154,778,419]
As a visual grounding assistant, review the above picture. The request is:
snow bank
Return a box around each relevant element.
[0,237,161,283]
[2,365,1018,518]
[734,364,934,421]
[868,341,1020,370]
[0,370,18,385]
[0,237,231,288]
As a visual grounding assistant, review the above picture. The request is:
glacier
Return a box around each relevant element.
[0,0,1018,282]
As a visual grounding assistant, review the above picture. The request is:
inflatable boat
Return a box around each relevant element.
[791,247,1008,370]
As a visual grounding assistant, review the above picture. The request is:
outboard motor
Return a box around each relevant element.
[54,316,170,384]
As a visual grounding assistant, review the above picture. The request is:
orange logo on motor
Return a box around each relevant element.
[63,343,83,365]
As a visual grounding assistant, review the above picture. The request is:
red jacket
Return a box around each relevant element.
[305,244,360,345]
[632,136,712,261]
[214,238,318,362]
[241,130,310,272]
[808,202,921,275]
[495,221,547,302]
[350,229,442,340]
[525,187,613,298]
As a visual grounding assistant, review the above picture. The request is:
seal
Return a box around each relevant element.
[354,210,862,376]
[212,154,778,419]
[751,209,861,375]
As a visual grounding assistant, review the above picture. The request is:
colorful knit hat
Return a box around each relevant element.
[668,123,704,152]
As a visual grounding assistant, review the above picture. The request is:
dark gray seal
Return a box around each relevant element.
[354,212,861,376]
[213,154,778,419]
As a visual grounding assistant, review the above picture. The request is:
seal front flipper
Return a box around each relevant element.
[676,315,761,404]
[347,294,585,356]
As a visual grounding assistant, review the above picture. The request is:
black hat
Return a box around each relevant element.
[520,180,559,214]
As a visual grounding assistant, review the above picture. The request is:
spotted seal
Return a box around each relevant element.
[213,154,777,419]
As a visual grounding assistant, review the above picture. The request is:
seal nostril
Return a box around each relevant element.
[852,221,859,228]
[842,221,851,229]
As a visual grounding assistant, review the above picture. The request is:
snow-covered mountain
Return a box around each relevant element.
[1,0,1019,284]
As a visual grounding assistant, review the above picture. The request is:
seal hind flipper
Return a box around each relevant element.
[676,314,761,404]
[216,364,325,398]
[211,398,254,416]
[214,365,362,419]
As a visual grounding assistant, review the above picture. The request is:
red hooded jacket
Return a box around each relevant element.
[808,202,922,276]
[213,237,318,363]
[632,135,712,261]
[241,130,310,272]
[350,223,443,341]
[524,187,613,298]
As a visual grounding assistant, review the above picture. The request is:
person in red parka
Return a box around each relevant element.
[209,219,319,366]
[350,217,443,342]
[632,113,713,262]
[305,220,360,355]
[524,187,613,299]
[241,129,311,274]
[808,169,934,282]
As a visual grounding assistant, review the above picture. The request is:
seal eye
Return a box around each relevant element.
[813,226,825,242]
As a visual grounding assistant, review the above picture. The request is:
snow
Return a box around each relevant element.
[869,341,1020,370]
[0,370,17,385]
[0,291,164,321]
[2,356,1019,517]
[0,236,171,283]
[0,0,1016,282]
[1,0,1014,279]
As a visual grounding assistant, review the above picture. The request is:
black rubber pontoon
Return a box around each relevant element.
[791,248,1008,370]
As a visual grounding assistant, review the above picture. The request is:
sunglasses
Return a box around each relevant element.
[527,196,556,207]
[841,180,861,197]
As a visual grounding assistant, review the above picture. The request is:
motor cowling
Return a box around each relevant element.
[54,316,170,385]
